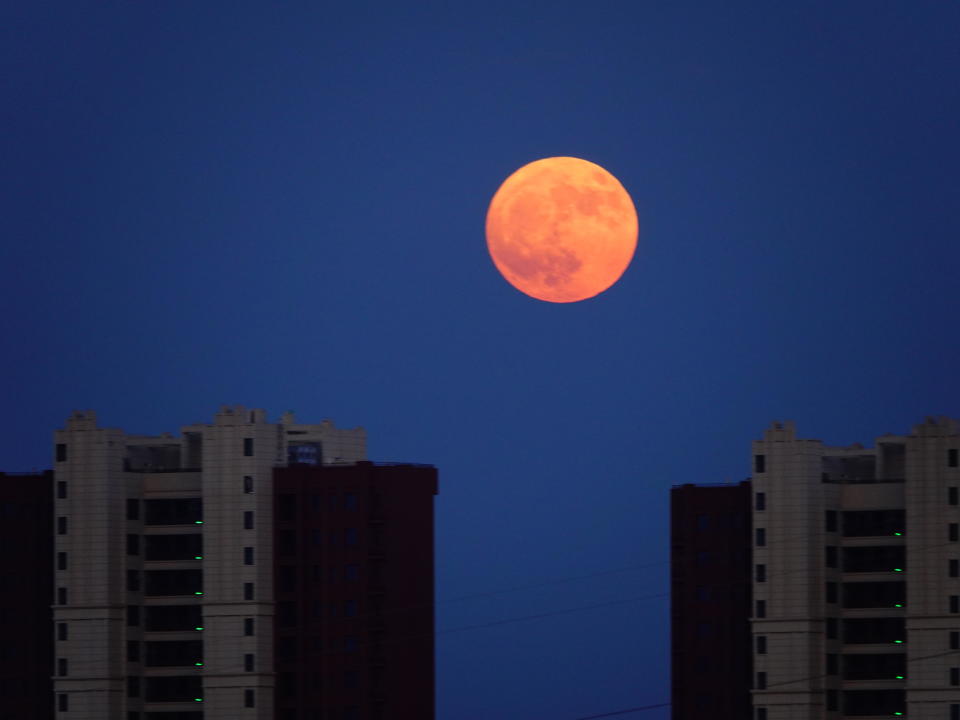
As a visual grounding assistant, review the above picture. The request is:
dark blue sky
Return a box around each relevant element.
[2,2,958,717]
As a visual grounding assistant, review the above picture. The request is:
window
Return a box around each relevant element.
[243,438,254,456]
[243,511,254,529]
[279,494,297,522]
[127,676,140,698]
[57,552,67,570]
[755,564,766,583]
[696,585,710,602]
[128,640,140,662]
[127,605,139,626]
[826,617,837,639]
[842,581,905,608]
[756,636,767,654]
[826,689,838,712]
[826,581,838,604]
[56,443,67,462]
[952,703,959,720]
[950,595,958,614]
[345,528,358,546]
[842,509,905,537]
[345,493,358,510]
[244,582,254,601]
[826,653,838,675]
[127,534,139,556]
[696,514,709,531]
[244,689,255,708]
[951,631,959,650]
[951,523,959,542]
[57,516,67,534]
[243,475,254,494]
[756,671,767,689]
[825,545,837,568]
[58,658,67,676]
[696,621,712,638]
[825,510,837,532]
[344,670,359,689]
[695,550,710,566]
[951,487,959,505]
[58,587,67,605]
[144,605,202,632]
[244,653,255,672]
[243,547,254,565]
[756,710,768,720]
[842,617,904,644]
[755,492,766,511]
[345,636,358,652]
[127,570,140,592]
[345,599,358,617]
[57,623,67,641]
[126,499,139,520]
[57,481,67,499]
[953,668,960,686]
[345,564,359,581]
[58,694,68,711]
[951,559,959,578]
[755,528,766,546]
[950,449,959,468]
[756,600,766,618]
[754,454,766,473]
[244,618,254,636]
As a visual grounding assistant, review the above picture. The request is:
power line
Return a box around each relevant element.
[570,702,671,719]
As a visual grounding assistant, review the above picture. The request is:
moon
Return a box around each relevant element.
[485,157,638,303]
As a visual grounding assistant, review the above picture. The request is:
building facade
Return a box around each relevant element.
[51,406,437,720]
[673,417,960,720]
[0,470,54,720]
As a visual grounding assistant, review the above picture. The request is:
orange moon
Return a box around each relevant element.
[485,157,638,303]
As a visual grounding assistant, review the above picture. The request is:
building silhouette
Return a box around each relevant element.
[49,406,437,719]
[672,417,960,719]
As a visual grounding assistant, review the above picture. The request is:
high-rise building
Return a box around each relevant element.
[0,470,54,719]
[672,417,960,720]
[51,406,437,720]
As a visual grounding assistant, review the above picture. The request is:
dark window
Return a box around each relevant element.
[952,668,960,686]
[278,636,297,659]
[951,487,959,506]
[696,550,710,566]
[951,559,959,577]
[144,569,201,596]
[825,510,838,532]
[842,545,906,572]
[244,618,254,636]
[756,600,766,618]
[756,710,767,720]
[345,635,358,652]
[243,511,254,529]
[57,516,67,534]
[243,547,254,565]
[826,582,838,603]
[951,523,959,542]
[128,713,139,720]
[345,493,358,510]
[144,675,202,702]
[756,636,767,654]
[755,528,766,546]
[841,689,905,716]
[278,601,297,626]
[345,528,358,545]
[345,599,358,617]
[950,449,959,468]
[696,514,709,531]
[145,534,201,561]
[244,653,254,672]
[244,582,254,600]
[826,653,838,675]
[696,621,711,637]
[56,444,67,462]
[57,481,67,499]
[244,689,255,708]
[127,570,140,592]
[243,475,254,494]
[756,671,766,689]
[128,676,140,698]
[842,617,904,644]
[57,552,67,570]
[127,534,140,556]
[127,499,139,520]
[144,498,202,526]
[951,631,959,650]
[58,587,67,605]
[58,694,68,711]
[842,653,905,680]
[279,565,298,592]
[127,640,140,662]
[58,658,67,676]
[243,438,254,456]
[826,689,838,712]
[57,623,67,641]
[755,492,766,511]
[952,595,960,614]
[344,670,358,688]
[842,581,905,609]
[127,605,139,626]
[145,605,202,632]
[826,617,837,639]
[756,564,766,583]
[825,546,837,568]
[279,494,297,522]
[345,564,359,581]
[754,454,766,473]
[145,640,203,667]
[842,509,904,537]
[952,703,959,720]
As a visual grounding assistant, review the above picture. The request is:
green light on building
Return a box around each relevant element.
[194,591,203,596]
[894,640,903,644]
[894,603,903,607]
[195,662,203,667]
[894,531,902,536]
[895,675,904,679]
[894,568,903,572]
[194,556,203,560]
[195,520,204,524]
[194,698,203,702]
[195,627,204,631]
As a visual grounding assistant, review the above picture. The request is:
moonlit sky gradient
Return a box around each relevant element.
[2,3,959,718]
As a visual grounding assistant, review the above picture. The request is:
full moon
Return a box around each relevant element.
[485,156,638,303]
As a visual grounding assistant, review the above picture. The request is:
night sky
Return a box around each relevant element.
[3,2,959,718]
